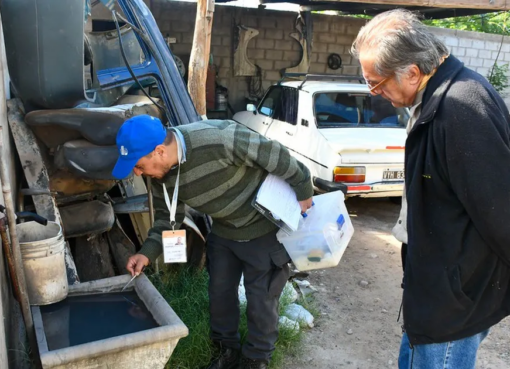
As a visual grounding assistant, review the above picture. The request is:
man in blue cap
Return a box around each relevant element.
[113,115,313,369]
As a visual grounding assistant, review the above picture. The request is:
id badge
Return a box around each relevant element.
[162,230,187,263]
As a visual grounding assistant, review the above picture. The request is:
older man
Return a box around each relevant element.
[352,9,510,369]
[112,116,313,369]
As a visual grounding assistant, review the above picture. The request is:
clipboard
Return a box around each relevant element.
[252,174,302,234]
[251,197,294,235]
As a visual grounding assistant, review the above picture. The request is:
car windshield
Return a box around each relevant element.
[314,92,408,128]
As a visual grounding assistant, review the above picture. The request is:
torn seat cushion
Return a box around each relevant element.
[54,140,125,180]
[25,109,124,148]
[60,200,115,238]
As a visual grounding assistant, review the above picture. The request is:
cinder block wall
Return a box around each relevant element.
[151,1,510,112]
[152,1,366,112]
[430,27,510,106]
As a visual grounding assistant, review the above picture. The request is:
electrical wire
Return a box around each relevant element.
[111,10,167,115]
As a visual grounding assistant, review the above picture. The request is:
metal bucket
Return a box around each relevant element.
[17,221,68,305]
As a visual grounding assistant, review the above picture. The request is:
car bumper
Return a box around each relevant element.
[346,181,404,198]
[314,178,404,198]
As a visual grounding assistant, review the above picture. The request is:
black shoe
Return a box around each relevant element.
[238,356,268,369]
[206,347,241,369]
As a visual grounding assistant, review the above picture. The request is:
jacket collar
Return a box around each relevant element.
[415,55,465,127]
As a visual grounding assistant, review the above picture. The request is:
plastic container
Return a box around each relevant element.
[17,221,68,305]
[277,191,354,271]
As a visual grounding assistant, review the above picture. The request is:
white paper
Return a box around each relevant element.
[256,174,301,231]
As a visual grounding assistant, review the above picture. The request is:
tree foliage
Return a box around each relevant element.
[424,11,510,35]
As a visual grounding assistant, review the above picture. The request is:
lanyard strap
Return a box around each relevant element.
[162,132,183,230]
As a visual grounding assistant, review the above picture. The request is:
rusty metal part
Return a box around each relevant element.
[234,26,259,76]
[0,123,42,369]
[0,214,21,302]
[285,15,310,75]
[112,194,149,214]
[20,188,62,196]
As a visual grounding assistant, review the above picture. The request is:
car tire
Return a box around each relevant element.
[389,197,402,205]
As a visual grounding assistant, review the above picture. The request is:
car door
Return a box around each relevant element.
[265,86,298,147]
[250,86,284,136]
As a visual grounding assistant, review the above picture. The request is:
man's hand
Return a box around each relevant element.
[126,254,149,277]
[299,197,313,214]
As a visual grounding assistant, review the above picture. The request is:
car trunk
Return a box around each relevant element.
[320,127,406,164]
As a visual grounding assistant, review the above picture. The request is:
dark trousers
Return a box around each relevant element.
[206,231,290,361]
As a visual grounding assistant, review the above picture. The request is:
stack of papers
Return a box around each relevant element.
[253,174,301,233]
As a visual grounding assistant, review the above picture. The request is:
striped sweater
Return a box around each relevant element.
[139,120,313,262]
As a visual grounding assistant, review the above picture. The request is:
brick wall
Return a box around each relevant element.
[151,1,366,112]
[429,27,510,106]
[107,1,510,112]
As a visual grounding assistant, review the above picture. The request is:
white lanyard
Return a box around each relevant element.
[162,133,183,230]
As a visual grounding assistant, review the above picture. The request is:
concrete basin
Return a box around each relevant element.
[32,274,188,369]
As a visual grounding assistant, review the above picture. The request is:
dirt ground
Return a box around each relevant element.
[285,197,510,369]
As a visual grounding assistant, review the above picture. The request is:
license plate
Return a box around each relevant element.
[383,170,405,180]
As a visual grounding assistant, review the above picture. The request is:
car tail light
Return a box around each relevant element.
[334,167,366,183]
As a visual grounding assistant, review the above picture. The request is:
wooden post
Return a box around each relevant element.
[188,0,215,116]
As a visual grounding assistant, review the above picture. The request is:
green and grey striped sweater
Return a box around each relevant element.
[139,120,313,262]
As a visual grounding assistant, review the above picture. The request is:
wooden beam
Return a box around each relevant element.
[188,0,215,116]
[308,0,510,10]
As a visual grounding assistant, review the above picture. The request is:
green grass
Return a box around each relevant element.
[149,266,315,369]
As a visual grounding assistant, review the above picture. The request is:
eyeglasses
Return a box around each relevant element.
[365,76,390,93]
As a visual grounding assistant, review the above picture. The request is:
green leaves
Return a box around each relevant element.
[488,63,509,94]
[425,11,510,36]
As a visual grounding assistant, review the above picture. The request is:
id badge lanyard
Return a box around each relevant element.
[162,133,183,230]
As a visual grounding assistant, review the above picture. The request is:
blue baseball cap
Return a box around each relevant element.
[112,115,167,179]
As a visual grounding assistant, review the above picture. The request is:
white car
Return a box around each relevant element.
[233,75,409,198]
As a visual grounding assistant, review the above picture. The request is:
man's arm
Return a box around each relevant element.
[224,122,314,203]
[445,85,510,264]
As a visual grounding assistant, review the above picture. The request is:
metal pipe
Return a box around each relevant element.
[147,177,158,272]
[0,134,42,369]
[0,13,42,369]
[0,214,21,302]
[147,177,155,227]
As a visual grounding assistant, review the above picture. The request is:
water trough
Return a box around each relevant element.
[32,274,188,369]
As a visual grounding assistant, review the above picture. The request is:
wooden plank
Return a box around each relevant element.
[0,12,10,369]
[7,99,80,286]
[188,0,215,115]
[309,0,509,10]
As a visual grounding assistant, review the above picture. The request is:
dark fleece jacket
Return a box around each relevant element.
[403,55,510,345]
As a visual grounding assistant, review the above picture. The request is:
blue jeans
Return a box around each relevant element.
[398,330,489,369]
